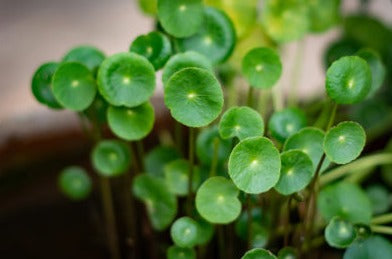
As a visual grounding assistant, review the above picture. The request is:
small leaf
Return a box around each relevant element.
[167,246,196,259]
[242,248,277,259]
[277,247,298,259]
[274,150,314,195]
[175,7,236,64]
[144,146,181,177]
[133,174,177,231]
[366,184,390,215]
[307,0,340,33]
[268,108,307,143]
[97,52,155,107]
[219,106,264,140]
[107,102,154,141]
[164,67,224,127]
[195,176,241,224]
[326,56,371,104]
[325,217,356,249]
[318,182,372,224]
[170,217,199,248]
[52,62,96,111]
[164,159,200,196]
[228,137,281,194]
[241,47,282,89]
[31,62,62,109]
[91,140,131,177]
[157,0,204,38]
[343,235,392,259]
[323,121,366,164]
[130,31,172,70]
[62,45,105,75]
[58,166,92,200]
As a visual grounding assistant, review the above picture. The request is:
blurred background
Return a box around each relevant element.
[0,0,391,258]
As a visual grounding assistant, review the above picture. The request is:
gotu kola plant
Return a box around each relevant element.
[31,0,392,258]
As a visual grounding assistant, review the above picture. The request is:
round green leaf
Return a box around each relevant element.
[325,217,356,248]
[58,166,92,201]
[241,47,282,89]
[326,56,372,104]
[170,217,199,248]
[52,62,96,111]
[195,176,241,224]
[196,126,232,166]
[343,235,392,259]
[228,137,281,194]
[175,7,236,64]
[133,174,177,231]
[62,45,105,75]
[356,48,386,97]
[144,146,181,177]
[130,31,172,70]
[268,108,307,143]
[260,0,309,43]
[167,246,196,259]
[157,0,203,38]
[164,159,200,196]
[366,184,390,215]
[323,121,366,164]
[31,62,62,109]
[219,106,265,140]
[242,248,277,259]
[97,52,155,107]
[91,140,131,177]
[324,38,360,68]
[164,67,223,127]
[318,181,372,224]
[162,51,213,85]
[107,102,154,141]
[274,150,314,195]
[308,0,340,33]
[283,127,330,172]
[277,247,298,259]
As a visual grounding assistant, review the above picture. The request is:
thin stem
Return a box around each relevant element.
[186,127,195,215]
[326,102,338,131]
[246,194,252,249]
[371,213,392,225]
[174,121,183,155]
[320,153,392,186]
[371,225,392,235]
[209,137,220,177]
[288,39,306,107]
[258,89,271,119]
[246,87,255,108]
[217,226,225,259]
[136,140,145,172]
[284,196,293,246]
[100,177,121,259]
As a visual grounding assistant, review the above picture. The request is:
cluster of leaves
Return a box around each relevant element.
[32,0,392,258]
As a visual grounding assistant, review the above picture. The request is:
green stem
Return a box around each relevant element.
[371,225,392,235]
[284,196,292,246]
[246,87,255,108]
[371,213,392,225]
[288,39,305,107]
[320,153,392,186]
[174,121,183,155]
[136,140,145,172]
[326,102,338,131]
[209,137,220,177]
[100,177,121,259]
[258,89,270,119]
[246,194,252,249]
[186,127,195,215]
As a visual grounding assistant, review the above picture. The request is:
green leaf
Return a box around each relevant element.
[175,7,236,64]
[277,247,298,259]
[307,0,341,33]
[58,166,92,200]
[170,217,199,248]
[52,62,96,111]
[167,245,196,259]
[157,0,203,38]
[130,31,172,70]
[241,47,282,89]
[97,52,155,107]
[326,56,371,104]
[343,235,392,259]
[323,121,366,164]
[195,218,214,245]
[196,126,232,166]
[242,248,277,259]
[356,48,386,97]
[219,106,264,140]
[164,67,224,127]
[62,45,105,75]
[162,51,213,85]
[325,217,356,248]
[133,174,177,231]
[318,182,372,224]
[31,62,62,109]
[107,102,154,141]
[283,127,330,172]
[260,0,309,43]
[195,176,241,224]
[91,140,131,177]
[366,184,390,215]
[274,150,314,195]
[164,159,200,196]
[324,38,361,68]
[268,108,307,143]
[84,94,109,125]
[229,137,281,194]
[144,146,181,177]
